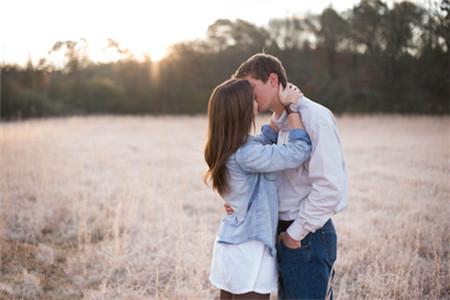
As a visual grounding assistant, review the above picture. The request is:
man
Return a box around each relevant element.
[225,53,348,299]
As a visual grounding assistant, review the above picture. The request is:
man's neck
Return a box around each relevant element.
[272,100,285,118]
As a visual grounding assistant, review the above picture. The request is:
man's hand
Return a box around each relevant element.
[269,117,279,132]
[279,82,303,106]
[278,231,301,249]
[224,203,234,215]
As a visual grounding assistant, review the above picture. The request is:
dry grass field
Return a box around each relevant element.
[0,115,449,299]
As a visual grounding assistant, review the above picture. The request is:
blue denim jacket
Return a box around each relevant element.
[216,125,312,256]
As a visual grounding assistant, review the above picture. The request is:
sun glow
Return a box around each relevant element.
[1,0,212,65]
[1,0,378,66]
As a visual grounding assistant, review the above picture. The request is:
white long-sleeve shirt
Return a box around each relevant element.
[272,97,348,241]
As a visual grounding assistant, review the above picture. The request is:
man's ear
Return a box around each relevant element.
[269,73,279,87]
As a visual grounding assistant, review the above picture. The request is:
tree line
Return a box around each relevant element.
[1,0,448,120]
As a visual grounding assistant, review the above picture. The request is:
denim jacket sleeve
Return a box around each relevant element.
[251,124,278,145]
[235,129,312,173]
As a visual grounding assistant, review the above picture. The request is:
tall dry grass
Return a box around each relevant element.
[0,115,448,299]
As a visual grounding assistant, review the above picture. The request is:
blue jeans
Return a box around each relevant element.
[276,219,337,300]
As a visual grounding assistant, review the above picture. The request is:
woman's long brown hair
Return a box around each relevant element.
[204,79,255,196]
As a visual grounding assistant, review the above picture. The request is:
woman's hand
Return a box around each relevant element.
[279,82,303,106]
[269,117,279,132]
[224,203,234,215]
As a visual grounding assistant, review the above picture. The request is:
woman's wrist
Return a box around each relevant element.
[287,112,305,129]
[284,103,297,115]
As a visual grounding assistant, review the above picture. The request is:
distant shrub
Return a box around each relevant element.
[4,90,62,119]
[78,79,126,113]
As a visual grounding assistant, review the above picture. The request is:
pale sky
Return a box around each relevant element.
[0,0,428,65]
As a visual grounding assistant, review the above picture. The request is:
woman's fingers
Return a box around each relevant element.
[280,82,304,105]
[224,203,234,215]
[287,82,304,97]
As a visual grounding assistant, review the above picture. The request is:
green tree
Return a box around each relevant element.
[267,16,304,51]
[315,7,349,78]
[207,19,270,53]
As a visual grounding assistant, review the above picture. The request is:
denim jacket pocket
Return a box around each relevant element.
[222,212,246,226]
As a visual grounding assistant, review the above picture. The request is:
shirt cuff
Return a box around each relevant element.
[286,218,309,242]
[261,124,278,143]
[288,129,311,144]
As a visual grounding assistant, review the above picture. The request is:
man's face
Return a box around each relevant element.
[245,74,278,113]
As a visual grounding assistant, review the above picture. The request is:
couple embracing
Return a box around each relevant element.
[204,53,348,300]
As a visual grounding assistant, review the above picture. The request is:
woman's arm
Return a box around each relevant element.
[235,124,311,173]
[252,123,279,145]
[287,111,304,130]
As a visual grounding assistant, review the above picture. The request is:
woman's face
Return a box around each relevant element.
[253,97,259,117]
[245,74,278,113]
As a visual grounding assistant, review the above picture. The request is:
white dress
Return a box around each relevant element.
[209,237,278,294]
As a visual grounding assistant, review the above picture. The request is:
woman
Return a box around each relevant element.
[204,78,311,299]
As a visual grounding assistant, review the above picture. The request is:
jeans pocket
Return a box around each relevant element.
[279,237,312,260]
[280,238,301,251]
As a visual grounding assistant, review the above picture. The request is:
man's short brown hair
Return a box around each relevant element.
[233,53,288,88]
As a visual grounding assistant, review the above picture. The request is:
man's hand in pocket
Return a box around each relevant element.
[278,231,301,249]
